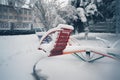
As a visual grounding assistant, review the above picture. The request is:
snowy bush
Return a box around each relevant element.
[58,5,78,25]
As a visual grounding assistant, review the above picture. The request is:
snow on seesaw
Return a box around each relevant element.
[0,33,120,80]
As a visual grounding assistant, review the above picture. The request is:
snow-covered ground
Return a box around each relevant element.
[0,33,120,80]
[36,33,120,80]
[0,34,45,80]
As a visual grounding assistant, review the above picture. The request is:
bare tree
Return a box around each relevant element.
[32,0,66,30]
[33,0,48,29]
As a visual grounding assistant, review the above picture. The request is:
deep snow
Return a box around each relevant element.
[36,33,120,80]
[0,34,45,80]
[0,33,120,80]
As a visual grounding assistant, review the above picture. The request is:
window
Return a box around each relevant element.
[29,11,31,15]
[3,7,8,13]
[24,10,27,14]
[17,16,23,21]
[0,7,2,13]
[19,9,23,14]
[9,8,14,13]
[14,16,17,19]
[29,17,32,20]
[0,15,2,19]
[3,15,8,19]
[9,16,13,19]
[24,17,27,20]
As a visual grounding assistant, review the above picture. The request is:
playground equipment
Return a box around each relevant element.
[38,24,120,62]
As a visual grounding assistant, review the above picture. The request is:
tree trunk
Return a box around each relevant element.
[35,0,49,30]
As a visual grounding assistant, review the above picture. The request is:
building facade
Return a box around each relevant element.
[0,4,34,34]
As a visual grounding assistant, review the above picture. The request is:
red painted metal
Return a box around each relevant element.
[49,28,72,56]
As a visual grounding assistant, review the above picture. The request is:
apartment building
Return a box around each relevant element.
[0,3,34,34]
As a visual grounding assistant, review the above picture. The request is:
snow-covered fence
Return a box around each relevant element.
[116,0,120,34]
[0,22,11,30]
[89,22,115,33]
[0,22,34,35]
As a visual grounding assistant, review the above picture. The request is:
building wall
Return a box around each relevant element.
[0,4,33,32]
